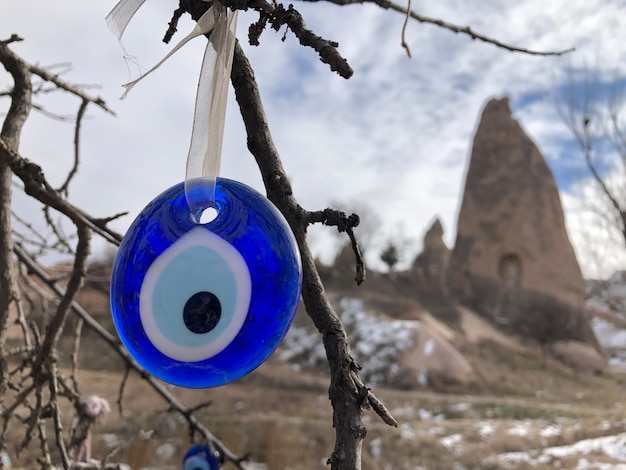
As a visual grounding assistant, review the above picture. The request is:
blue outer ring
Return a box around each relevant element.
[110,178,302,388]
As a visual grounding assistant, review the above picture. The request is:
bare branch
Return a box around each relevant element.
[248,1,353,78]
[304,0,575,56]
[557,68,626,245]
[0,34,23,47]
[230,39,394,469]
[307,208,366,284]
[14,283,32,350]
[31,103,77,121]
[12,210,49,249]
[0,31,33,411]
[43,206,75,254]
[116,367,130,417]
[58,98,89,196]
[180,0,353,78]
[70,317,84,393]
[31,224,91,374]
[400,0,412,58]
[49,359,71,469]
[163,6,186,44]
[26,62,116,116]
[0,138,123,245]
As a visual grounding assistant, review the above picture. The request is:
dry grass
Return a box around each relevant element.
[4,346,626,469]
[5,284,626,469]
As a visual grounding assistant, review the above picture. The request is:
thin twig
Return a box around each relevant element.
[307,208,366,284]
[49,357,71,469]
[70,318,84,394]
[43,206,74,254]
[32,386,49,464]
[0,34,22,46]
[59,98,89,196]
[400,0,412,57]
[1,382,35,438]
[26,63,115,116]
[303,0,575,56]
[0,137,123,245]
[163,6,186,43]
[116,367,130,417]
[12,210,49,247]
[31,224,91,374]
[14,282,32,350]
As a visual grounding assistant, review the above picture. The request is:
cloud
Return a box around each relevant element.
[2,1,626,276]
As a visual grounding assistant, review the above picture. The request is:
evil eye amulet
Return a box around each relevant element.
[110,177,302,388]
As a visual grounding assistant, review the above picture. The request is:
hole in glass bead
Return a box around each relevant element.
[197,207,218,224]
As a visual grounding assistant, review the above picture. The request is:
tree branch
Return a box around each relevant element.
[58,98,89,196]
[0,32,33,415]
[556,73,626,245]
[303,0,575,56]
[178,0,353,77]
[307,208,366,284]
[26,61,115,116]
[31,224,91,374]
[247,0,353,78]
[230,38,395,469]
[0,138,123,245]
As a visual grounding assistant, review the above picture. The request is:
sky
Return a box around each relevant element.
[1,0,626,279]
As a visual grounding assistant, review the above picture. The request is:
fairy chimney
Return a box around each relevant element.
[413,218,450,286]
[447,97,585,311]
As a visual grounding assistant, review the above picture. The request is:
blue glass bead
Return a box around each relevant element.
[110,177,302,388]
[182,444,220,470]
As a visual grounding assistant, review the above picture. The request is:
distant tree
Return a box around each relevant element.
[380,241,400,272]
[557,69,626,267]
[1,2,573,468]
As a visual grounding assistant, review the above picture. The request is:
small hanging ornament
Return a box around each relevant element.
[106,0,302,388]
[182,443,220,470]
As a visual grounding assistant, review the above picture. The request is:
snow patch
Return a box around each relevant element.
[280,297,418,385]
[508,421,532,437]
[423,338,435,356]
[369,437,383,457]
[476,421,495,439]
[498,432,626,467]
[440,433,463,450]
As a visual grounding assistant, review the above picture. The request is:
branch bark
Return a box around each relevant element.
[230,39,389,469]
[303,0,575,56]
[0,33,32,411]
[175,2,395,466]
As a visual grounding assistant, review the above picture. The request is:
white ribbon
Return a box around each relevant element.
[106,0,237,220]
[105,0,148,39]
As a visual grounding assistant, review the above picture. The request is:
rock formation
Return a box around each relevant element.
[447,97,586,312]
[413,217,450,286]
[551,340,607,374]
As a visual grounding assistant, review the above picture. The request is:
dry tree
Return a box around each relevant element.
[0,1,571,468]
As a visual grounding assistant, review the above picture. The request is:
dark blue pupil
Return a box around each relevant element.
[183,292,222,334]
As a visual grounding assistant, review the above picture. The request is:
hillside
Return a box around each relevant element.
[5,261,626,469]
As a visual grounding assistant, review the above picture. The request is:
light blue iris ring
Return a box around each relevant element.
[139,228,251,362]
